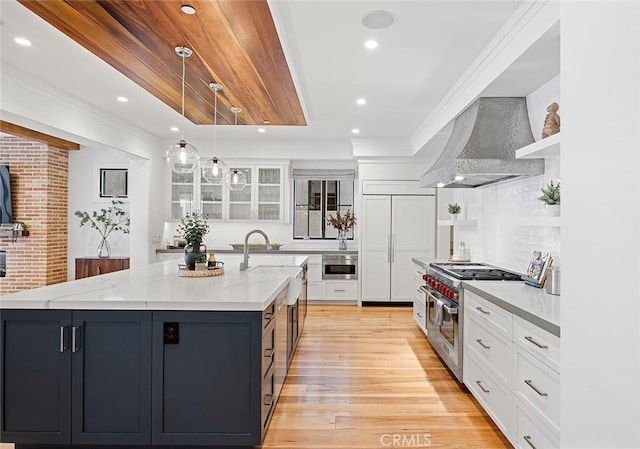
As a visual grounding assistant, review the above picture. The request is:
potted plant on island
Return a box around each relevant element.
[177,211,210,270]
[448,203,462,220]
[75,200,130,258]
[327,210,357,250]
[538,180,560,216]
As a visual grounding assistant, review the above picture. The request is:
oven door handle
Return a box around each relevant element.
[442,303,458,315]
[419,285,430,295]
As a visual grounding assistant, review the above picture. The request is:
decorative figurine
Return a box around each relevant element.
[542,102,560,138]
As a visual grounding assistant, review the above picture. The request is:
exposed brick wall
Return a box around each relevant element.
[0,136,69,294]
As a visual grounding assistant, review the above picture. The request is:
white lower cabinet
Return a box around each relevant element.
[412,264,427,335]
[463,290,560,448]
[323,281,358,300]
[464,351,514,439]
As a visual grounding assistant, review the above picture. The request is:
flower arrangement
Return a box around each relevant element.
[177,211,210,244]
[74,200,130,239]
[327,209,357,233]
[448,203,461,214]
[538,180,560,205]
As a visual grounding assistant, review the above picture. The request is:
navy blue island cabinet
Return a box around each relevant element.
[0,297,280,449]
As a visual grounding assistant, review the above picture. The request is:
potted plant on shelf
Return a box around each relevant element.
[538,180,560,216]
[177,211,210,270]
[75,200,130,258]
[448,203,462,220]
[327,210,357,250]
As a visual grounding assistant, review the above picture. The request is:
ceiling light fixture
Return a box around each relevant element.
[117,96,128,103]
[180,4,196,14]
[257,128,266,133]
[362,10,394,29]
[352,129,360,134]
[170,126,179,132]
[14,37,32,46]
[166,46,200,174]
[364,40,379,49]
[228,107,247,191]
[356,98,367,106]
[436,182,446,188]
[201,83,229,185]
[454,175,465,181]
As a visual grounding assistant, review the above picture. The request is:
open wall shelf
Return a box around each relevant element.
[516,133,561,159]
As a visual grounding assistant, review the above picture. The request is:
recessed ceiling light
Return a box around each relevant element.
[356,98,366,106]
[364,40,378,49]
[170,126,179,132]
[362,10,394,29]
[117,96,128,103]
[257,128,266,133]
[454,175,465,181]
[436,182,446,188]
[263,120,271,125]
[181,4,196,14]
[352,129,360,134]
[14,37,32,46]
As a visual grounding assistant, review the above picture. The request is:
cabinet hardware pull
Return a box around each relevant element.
[264,312,274,320]
[523,435,537,449]
[264,348,274,357]
[476,339,490,349]
[475,380,490,394]
[417,312,423,318]
[524,379,548,397]
[334,289,346,292]
[72,326,78,353]
[97,266,101,275]
[391,234,395,263]
[524,336,548,349]
[264,394,273,406]
[441,343,449,354]
[388,234,392,263]
[476,306,490,315]
[60,326,67,353]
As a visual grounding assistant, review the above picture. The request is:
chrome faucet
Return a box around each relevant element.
[240,229,272,271]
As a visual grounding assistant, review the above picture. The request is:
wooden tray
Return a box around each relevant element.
[178,262,224,277]
[448,258,470,263]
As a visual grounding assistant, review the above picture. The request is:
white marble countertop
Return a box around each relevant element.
[0,254,308,312]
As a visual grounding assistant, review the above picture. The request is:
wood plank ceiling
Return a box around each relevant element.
[17,0,306,127]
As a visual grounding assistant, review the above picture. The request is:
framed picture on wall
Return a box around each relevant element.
[99,168,128,198]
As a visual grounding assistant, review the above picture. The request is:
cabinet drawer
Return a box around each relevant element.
[464,352,513,440]
[307,264,322,282]
[515,401,560,448]
[307,282,323,300]
[465,291,512,339]
[324,281,357,300]
[261,371,275,429]
[263,302,276,331]
[413,296,426,330]
[513,315,560,373]
[465,313,512,386]
[262,326,275,379]
[515,347,560,435]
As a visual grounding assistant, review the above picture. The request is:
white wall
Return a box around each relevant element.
[450,76,561,272]
[561,3,640,448]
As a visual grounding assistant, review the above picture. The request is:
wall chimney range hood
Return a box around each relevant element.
[420,97,544,188]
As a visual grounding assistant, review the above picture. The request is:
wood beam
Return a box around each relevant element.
[0,121,80,150]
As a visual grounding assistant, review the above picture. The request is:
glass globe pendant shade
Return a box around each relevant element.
[202,157,229,184]
[168,139,199,174]
[228,168,247,191]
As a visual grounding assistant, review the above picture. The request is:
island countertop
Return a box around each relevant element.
[0,254,308,312]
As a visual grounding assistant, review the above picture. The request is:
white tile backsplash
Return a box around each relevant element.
[453,157,561,274]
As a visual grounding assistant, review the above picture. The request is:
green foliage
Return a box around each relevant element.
[194,254,208,263]
[74,200,129,239]
[538,180,560,205]
[177,211,210,244]
[448,203,461,214]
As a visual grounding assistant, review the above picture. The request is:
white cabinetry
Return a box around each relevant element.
[412,264,427,335]
[361,195,435,303]
[168,164,286,222]
[305,254,358,303]
[463,290,561,448]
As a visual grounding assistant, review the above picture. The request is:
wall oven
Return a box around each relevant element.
[322,254,358,280]
[422,262,523,383]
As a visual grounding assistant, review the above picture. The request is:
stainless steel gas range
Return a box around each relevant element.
[420,262,523,382]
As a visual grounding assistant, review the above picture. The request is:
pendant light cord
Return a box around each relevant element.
[180,51,186,142]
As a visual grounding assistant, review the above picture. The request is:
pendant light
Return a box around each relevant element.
[228,106,247,191]
[201,83,229,185]
[167,46,200,174]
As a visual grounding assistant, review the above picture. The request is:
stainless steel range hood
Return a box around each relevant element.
[420,97,544,188]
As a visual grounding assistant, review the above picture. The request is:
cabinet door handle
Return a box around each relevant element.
[264,312,274,320]
[524,335,548,349]
[72,326,81,353]
[475,380,490,394]
[476,306,490,315]
[523,435,537,449]
[333,289,346,292]
[388,234,392,263]
[476,339,490,350]
[60,326,68,353]
[264,348,274,357]
[97,266,102,275]
[524,379,548,397]
[391,234,395,263]
[264,394,273,406]
[416,312,423,318]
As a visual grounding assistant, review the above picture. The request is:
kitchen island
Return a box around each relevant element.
[0,255,307,449]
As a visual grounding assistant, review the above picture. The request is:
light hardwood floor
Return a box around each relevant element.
[0,305,510,449]
[259,305,511,449]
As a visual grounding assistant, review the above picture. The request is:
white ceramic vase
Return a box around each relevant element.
[545,204,560,217]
